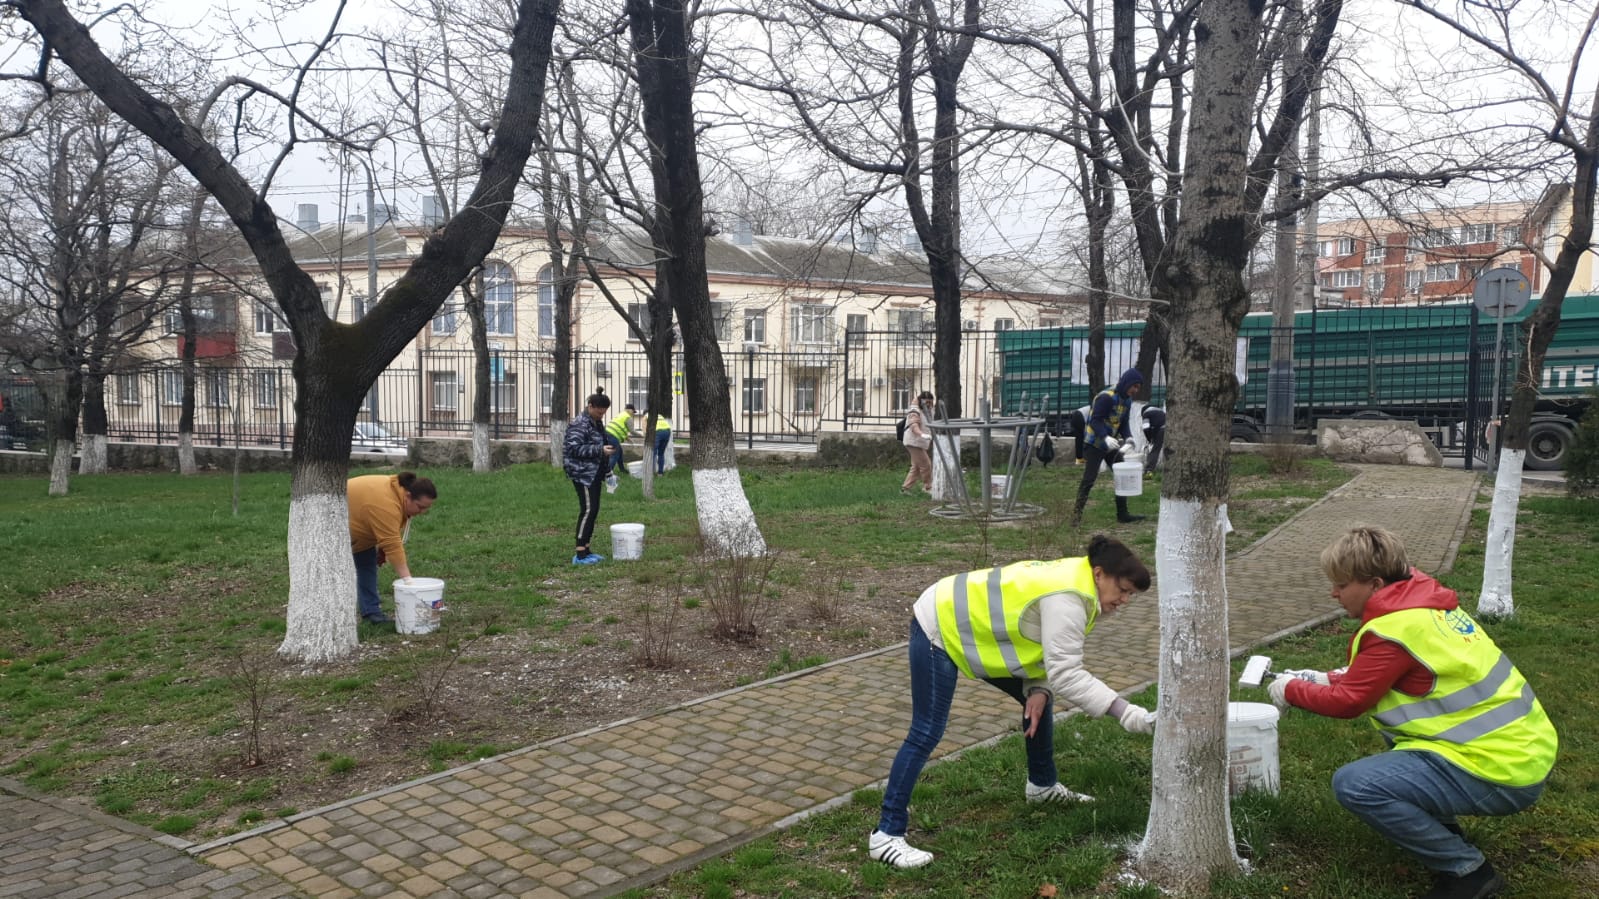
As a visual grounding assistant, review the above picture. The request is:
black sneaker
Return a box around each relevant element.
[1117,514,1147,523]
[362,612,393,625]
[1419,862,1505,899]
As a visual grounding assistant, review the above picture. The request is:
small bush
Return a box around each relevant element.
[1565,387,1599,498]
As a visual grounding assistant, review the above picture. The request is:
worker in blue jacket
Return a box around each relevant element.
[1071,368,1146,527]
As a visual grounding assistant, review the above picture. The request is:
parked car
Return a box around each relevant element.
[352,422,407,456]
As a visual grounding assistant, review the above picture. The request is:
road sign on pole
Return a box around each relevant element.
[1472,267,1532,470]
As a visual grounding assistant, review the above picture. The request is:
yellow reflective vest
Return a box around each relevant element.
[933,558,1099,680]
[651,415,671,432]
[1354,607,1557,787]
[605,410,633,441]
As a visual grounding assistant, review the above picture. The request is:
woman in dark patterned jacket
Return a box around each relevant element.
[562,392,616,565]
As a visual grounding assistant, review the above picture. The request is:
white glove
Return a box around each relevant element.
[1118,704,1156,734]
[1267,677,1292,710]
[1281,669,1331,686]
[1103,436,1121,453]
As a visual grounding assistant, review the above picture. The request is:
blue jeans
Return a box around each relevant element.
[877,619,1057,836]
[654,429,671,474]
[354,547,382,618]
[1332,748,1546,876]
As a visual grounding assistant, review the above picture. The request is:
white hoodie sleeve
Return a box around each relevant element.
[1037,591,1123,717]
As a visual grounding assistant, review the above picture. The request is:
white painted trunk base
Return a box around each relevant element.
[79,435,107,474]
[1137,496,1243,885]
[277,492,359,663]
[472,422,491,473]
[549,420,567,468]
[930,434,959,501]
[178,433,196,475]
[691,467,767,557]
[1478,448,1524,619]
[48,443,72,496]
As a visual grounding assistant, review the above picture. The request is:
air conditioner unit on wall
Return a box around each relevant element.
[872,377,886,388]
[594,361,611,377]
[487,341,504,352]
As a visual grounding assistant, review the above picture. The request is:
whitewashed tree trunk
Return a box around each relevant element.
[692,467,766,557]
[472,421,491,473]
[1478,447,1523,619]
[277,491,359,663]
[930,433,960,501]
[1139,499,1240,876]
[78,434,107,474]
[48,441,72,496]
[549,419,567,469]
[178,432,196,475]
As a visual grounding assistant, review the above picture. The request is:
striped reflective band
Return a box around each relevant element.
[1375,653,1513,728]
[951,566,1026,678]
[1384,683,1538,745]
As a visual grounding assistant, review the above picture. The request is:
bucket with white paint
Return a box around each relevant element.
[1227,701,1281,795]
[393,577,446,636]
[989,475,1010,498]
[625,460,644,478]
[611,523,645,560]
[1114,453,1144,496]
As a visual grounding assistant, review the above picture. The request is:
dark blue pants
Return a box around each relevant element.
[654,429,671,474]
[354,547,382,618]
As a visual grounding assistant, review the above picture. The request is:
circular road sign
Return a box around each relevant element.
[1472,267,1532,318]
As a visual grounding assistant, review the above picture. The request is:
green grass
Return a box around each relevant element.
[617,488,1599,898]
[1,455,1348,840]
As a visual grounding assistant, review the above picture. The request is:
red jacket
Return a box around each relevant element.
[1285,568,1454,717]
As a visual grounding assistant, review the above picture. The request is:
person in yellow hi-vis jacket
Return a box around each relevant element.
[867,535,1155,869]
[1268,526,1556,899]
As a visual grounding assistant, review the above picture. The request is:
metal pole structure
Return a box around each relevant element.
[1297,67,1322,430]
[746,346,755,450]
[1488,285,1507,469]
[977,396,992,517]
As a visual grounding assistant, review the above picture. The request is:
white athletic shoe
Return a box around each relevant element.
[867,830,934,868]
[1025,782,1096,804]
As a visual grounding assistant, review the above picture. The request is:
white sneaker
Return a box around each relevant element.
[1025,782,1095,804]
[867,830,934,868]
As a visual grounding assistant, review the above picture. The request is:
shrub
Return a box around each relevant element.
[1565,387,1599,498]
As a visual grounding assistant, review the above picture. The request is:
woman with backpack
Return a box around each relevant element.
[900,391,935,495]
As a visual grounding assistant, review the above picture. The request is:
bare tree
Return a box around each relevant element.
[9,0,562,661]
[1398,1,1599,619]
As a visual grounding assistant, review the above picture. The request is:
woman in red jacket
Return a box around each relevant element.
[1269,526,1556,899]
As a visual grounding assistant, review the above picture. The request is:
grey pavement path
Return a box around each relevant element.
[2,464,1480,899]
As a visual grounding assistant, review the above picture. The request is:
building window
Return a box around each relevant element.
[1406,269,1424,290]
[889,309,928,345]
[846,313,868,347]
[203,370,230,408]
[1500,225,1522,246]
[537,267,556,339]
[1367,272,1386,293]
[1460,223,1495,244]
[994,317,1016,331]
[1039,316,1062,329]
[1318,237,1356,257]
[794,376,818,413]
[1422,227,1456,248]
[891,376,913,411]
[742,377,766,412]
[430,372,458,412]
[115,373,141,405]
[254,302,277,335]
[491,371,517,414]
[539,373,556,414]
[792,304,832,344]
[743,309,765,344]
[253,370,278,408]
[1323,270,1361,288]
[1425,263,1459,282]
[845,378,866,413]
[627,303,652,342]
[432,293,458,335]
[711,301,732,342]
[1363,243,1386,265]
[484,261,515,336]
[160,370,182,406]
[628,376,648,412]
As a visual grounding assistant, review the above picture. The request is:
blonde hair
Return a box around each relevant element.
[1319,526,1410,585]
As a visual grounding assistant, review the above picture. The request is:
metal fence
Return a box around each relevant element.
[7,309,1516,458]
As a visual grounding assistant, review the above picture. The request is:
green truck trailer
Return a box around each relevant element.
[996,295,1599,470]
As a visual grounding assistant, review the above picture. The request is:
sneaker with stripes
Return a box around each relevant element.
[867,830,934,868]
[1025,782,1095,804]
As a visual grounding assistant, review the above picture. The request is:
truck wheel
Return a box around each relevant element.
[1524,420,1573,471]
[1230,420,1262,444]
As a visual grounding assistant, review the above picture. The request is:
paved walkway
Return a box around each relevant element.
[0,464,1480,898]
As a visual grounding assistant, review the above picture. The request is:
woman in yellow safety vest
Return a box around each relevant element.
[1269,526,1556,899]
[867,535,1156,869]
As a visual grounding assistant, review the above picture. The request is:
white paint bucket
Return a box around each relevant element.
[625,460,644,478]
[611,523,645,560]
[393,577,446,636]
[1227,701,1281,795]
[1114,454,1144,496]
[989,475,1010,498]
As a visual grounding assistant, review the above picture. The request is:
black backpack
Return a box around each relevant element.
[896,413,910,443]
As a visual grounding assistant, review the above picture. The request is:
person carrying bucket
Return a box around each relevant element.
[868,535,1157,869]
[1266,526,1556,899]
[1071,368,1146,527]
[348,471,437,625]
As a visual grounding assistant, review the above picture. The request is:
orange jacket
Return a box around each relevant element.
[347,475,412,569]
